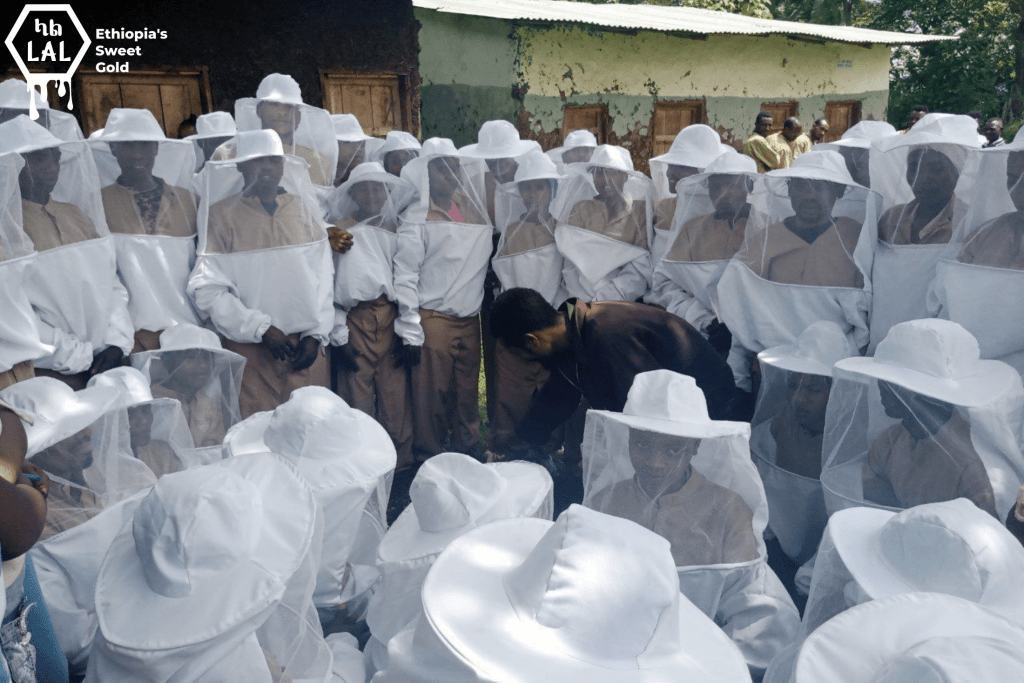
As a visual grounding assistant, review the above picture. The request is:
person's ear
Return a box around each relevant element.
[523,333,540,352]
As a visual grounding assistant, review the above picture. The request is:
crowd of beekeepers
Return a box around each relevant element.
[0,70,1023,683]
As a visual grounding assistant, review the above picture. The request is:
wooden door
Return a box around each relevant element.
[822,100,862,142]
[562,104,608,143]
[76,68,210,137]
[652,100,706,156]
[760,101,799,135]
[321,72,404,136]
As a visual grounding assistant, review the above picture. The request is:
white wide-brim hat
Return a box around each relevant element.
[879,113,981,154]
[573,144,639,174]
[230,129,285,164]
[650,124,724,169]
[93,108,167,142]
[418,507,751,683]
[0,377,121,455]
[379,130,421,155]
[378,453,553,564]
[335,161,408,195]
[819,120,898,150]
[599,370,749,440]
[794,592,1024,683]
[0,79,48,110]
[835,319,1018,406]
[332,113,371,142]
[512,151,561,183]
[758,321,854,377]
[0,114,66,154]
[564,129,598,148]
[459,120,539,159]
[189,111,236,140]
[827,499,1024,618]
[767,149,861,187]
[255,73,303,106]
[94,452,317,649]
[88,367,155,407]
[157,323,225,352]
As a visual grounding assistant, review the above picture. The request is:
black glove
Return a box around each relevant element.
[706,318,732,357]
[333,343,360,374]
[393,337,421,369]
[90,346,126,375]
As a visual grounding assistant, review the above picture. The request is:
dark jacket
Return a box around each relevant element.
[516,300,741,445]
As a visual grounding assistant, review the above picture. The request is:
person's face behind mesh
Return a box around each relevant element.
[708,174,751,215]
[838,147,870,188]
[786,372,831,434]
[518,178,552,214]
[257,101,300,137]
[666,164,699,193]
[628,428,699,497]
[127,404,155,448]
[562,146,594,165]
[110,140,159,178]
[19,146,61,201]
[350,180,387,217]
[383,148,418,177]
[1006,153,1024,212]
[334,140,366,187]
[591,166,628,201]
[486,157,518,185]
[906,148,959,204]
[427,156,460,202]
[239,155,285,197]
[163,349,215,396]
[33,427,93,483]
[788,178,842,226]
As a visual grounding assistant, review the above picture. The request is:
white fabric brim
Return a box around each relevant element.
[598,410,750,440]
[423,518,750,683]
[336,169,407,196]
[223,411,272,457]
[766,166,863,189]
[459,140,538,159]
[834,356,1015,408]
[94,453,316,649]
[757,348,834,377]
[378,462,552,564]
[649,150,720,169]
[22,385,121,456]
[827,507,909,600]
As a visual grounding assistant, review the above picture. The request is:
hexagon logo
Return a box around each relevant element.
[5,4,90,117]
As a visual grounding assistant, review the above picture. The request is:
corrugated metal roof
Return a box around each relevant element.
[413,0,956,45]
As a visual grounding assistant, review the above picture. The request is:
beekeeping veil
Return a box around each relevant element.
[716,150,876,367]
[545,128,598,173]
[815,120,897,188]
[649,153,757,334]
[867,113,978,351]
[582,370,800,677]
[0,78,84,141]
[554,144,654,302]
[492,150,565,305]
[820,319,1024,521]
[91,108,201,333]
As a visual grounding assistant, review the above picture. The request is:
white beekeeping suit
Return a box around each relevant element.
[374,505,752,683]
[374,130,421,178]
[0,150,49,386]
[716,150,877,390]
[793,593,1024,683]
[459,119,540,228]
[648,153,757,354]
[0,115,134,382]
[332,113,385,187]
[763,500,1024,683]
[222,72,338,187]
[130,323,246,454]
[87,367,197,476]
[0,78,84,141]
[930,140,1024,377]
[867,113,979,351]
[545,128,597,173]
[364,452,552,676]
[185,111,236,173]
[188,129,334,417]
[814,120,897,188]
[554,144,654,302]
[648,124,733,259]
[581,370,800,679]
[85,454,335,683]
[0,377,158,541]
[91,108,201,345]
[820,319,1024,520]
[750,322,853,566]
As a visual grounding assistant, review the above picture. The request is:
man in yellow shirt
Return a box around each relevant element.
[766,118,809,169]
[744,111,781,173]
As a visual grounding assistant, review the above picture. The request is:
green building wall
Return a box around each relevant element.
[416,8,891,162]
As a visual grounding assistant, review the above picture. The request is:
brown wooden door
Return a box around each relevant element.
[76,68,210,137]
[562,104,608,144]
[652,100,706,156]
[822,100,863,142]
[321,72,404,136]
[760,101,799,135]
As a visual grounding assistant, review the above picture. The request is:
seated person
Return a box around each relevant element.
[765,372,832,479]
[878,147,961,245]
[957,150,1024,269]
[742,176,864,288]
[148,348,226,448]
[862,379,997,516]
[19,145,97,250]
[668,172,753,263]
[568,165,648,248]
[590,428,758,566]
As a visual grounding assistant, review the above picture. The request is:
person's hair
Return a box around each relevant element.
[783,117,801,131]
[755,111,773,124]
[815,118,828,126]
[912,105,929,115]
[987,117,1004,127]
[489,288,560,349]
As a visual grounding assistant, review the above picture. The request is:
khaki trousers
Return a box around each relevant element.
[336,296,414,469]
[0,361,35,392]
[222,336,330,419]
[489,341,550,451]
[411,309,481,459]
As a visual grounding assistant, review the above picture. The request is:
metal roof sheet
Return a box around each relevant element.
[413,0,956,45]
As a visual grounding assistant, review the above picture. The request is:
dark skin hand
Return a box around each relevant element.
[393,336,421,369]
[90,346,126,376]
[291,336,321,371]
[327,227,355,254]
[262,325,296,361]
[334,343,360,373]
